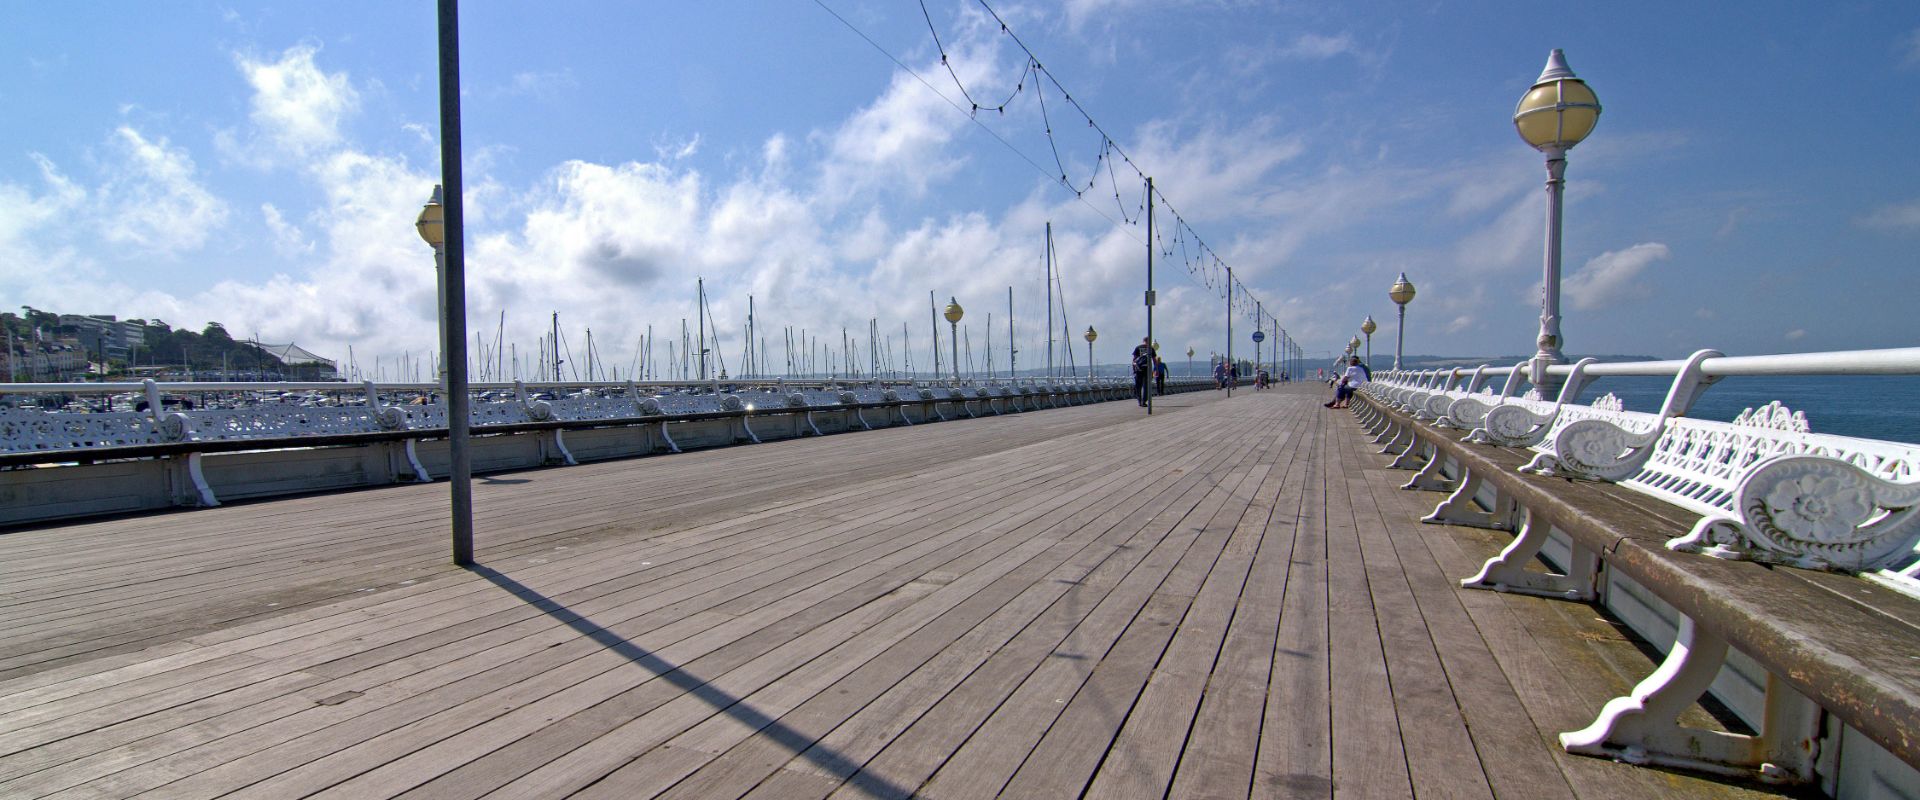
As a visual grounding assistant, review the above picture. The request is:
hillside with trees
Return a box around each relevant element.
[3,309,287,379]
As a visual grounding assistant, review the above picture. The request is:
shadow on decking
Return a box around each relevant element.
[470,564,921,798]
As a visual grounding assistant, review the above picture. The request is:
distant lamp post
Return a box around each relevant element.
[416,186,447,387]
[943,298,964,381]
[1083,326,1097,380]
[1389,272,1416,371]
[1360,315,1377,366]
[1349,336,1362,361]
[1515,48,1601,391]
[1186,346,1194,379]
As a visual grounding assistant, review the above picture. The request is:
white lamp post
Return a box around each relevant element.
[1083,326,1097,380]
[1360,315,1377,366]
[1515,48,1601,391]
[943,298,964,382]
[1389,273,1416,371]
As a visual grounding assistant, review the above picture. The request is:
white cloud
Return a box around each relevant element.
[1902,28,1920,67]
[401,122,434,147]
[498,69,577,99]
[1560,242,1669,311]
[1785,328,1807,341]
[261,203,312,256]
[0,155,85,249]
[1452,189,1542,273]
[1858,199,1920,231]
[100,127,229,255]
[1277,33,1355,61]
[232,44,359,160]
[654,134,701,162]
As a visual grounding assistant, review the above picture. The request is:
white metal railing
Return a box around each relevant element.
[1359,347,1920,595]
[0,375,1155,457]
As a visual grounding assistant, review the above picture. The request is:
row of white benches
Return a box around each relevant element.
[1350,362,1920,794]
[1363,357,1920,582]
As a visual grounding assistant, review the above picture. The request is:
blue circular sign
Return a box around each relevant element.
[1251,331,1266,342]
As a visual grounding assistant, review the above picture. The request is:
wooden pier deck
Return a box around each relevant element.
[0,386,1792,799]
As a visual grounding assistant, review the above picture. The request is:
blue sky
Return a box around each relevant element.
[2,1,1916,378]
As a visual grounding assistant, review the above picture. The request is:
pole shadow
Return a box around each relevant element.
[468,564,922,798]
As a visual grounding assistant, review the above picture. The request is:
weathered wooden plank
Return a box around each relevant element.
[1321,406,1417,798]
[1163,409,1311,800]
[1251,398,1334,798]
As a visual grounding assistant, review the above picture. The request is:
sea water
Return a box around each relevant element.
[1568,375,1920,446]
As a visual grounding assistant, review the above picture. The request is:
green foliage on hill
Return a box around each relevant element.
[1,309,285,373]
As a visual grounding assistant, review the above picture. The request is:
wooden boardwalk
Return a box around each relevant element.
[0,386,1792,799]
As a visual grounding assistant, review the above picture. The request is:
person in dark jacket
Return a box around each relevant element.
[1153,356,1167,395]
[1131,338,1155,406]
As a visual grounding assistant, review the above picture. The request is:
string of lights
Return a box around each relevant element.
[823,0,1284,338]
[814,0,1140,239]
[952,0,1270,322]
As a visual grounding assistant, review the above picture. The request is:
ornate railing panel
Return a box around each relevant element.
[0,409,175,451]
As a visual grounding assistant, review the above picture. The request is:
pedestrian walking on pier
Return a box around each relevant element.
[1153,356,1167,396]
[1131,338,1155,407]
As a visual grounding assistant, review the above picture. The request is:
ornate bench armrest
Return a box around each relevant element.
[1669,454,1920,572]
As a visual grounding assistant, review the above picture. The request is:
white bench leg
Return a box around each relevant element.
[1561,617,1818,783]
[1460,507,1597,599]
[1387,436,1429,470]
[399,438,431,481]
[1423,470,1517,530]
[1401,447,1455,491]
[169,452,220,507]
[1370,417,1398,444]
[1379,425,1412,455]
[547,429,577,466]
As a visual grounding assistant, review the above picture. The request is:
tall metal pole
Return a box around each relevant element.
[929,291,941,379]
[1533,150,1569,391]
[435,0,473,566]
[696,278,707,382]
[1225,266,1233,398]
[1045,222,1054,379]
[949,319,960,382]
[1396,304,1407,371]
[1145,177,1155,414]
[1007,286,1015,380]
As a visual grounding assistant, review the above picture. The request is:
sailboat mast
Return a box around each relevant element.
[696,279,707,382]
[928,290,941,378]
[1045,222,1055,378]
